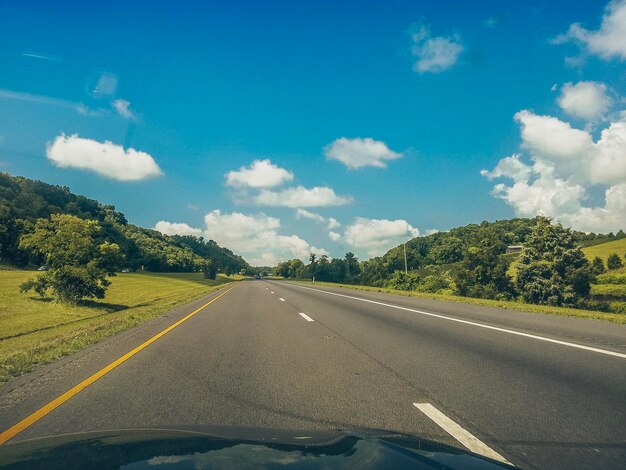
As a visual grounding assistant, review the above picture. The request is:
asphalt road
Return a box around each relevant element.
[1,279,625,469]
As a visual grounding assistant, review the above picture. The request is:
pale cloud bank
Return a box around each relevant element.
[154,221,202,237]
[158,210,328,266]
[553,0,626,61]
[324,137,402,169]
[112,99,136,120]
[225,159,293,188]
[253,186,352,208]
[482,107,626,233]
[557,81,613,121]
[46,134,163,181]
[410,23,463,73]
[344,217,419,257]
[295,209,341,229]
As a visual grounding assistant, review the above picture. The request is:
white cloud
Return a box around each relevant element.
[564,183,626,232]
[329,231,341,241]
[324,137,402,169]
[112,99,136,120]
[225,159,293,188]
[202,209,327,265]
[591,118,626,185]
[46,134,163,181]
[344,217,419,257]
[483,17,500,28]
[480,154,532,182]
[553,0,626,60]
[557,81,613,121]
[154,221,202,237]
[482,110,626,233]
[253,186,352,208]
[327,217,341,229]
[76,103,104,117]
[512,109,626,186]
[410,24,464,73]
[515,110,593,164]
[488,159,586,218]
[295,208,326,223]
[295,209,342,230]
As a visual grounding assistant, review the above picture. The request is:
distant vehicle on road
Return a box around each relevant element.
[37,265,49,271]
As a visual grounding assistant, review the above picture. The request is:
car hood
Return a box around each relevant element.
[0,425,515,469]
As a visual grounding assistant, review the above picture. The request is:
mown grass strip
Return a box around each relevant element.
[0,271,237,383]
[286,279,626,324]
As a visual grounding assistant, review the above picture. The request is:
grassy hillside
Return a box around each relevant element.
[0,270,236,383]
[579,239,626,311]
[582,238,626,263]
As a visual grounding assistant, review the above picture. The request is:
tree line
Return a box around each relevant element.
[0,172,249,277]
[274,217,625,311]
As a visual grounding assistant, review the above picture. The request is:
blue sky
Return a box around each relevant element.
[1,0,625,264]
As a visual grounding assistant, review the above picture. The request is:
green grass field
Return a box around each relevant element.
[580,239,626,308]
[582,238,626,264]
[0,271,236,383]
[287,279,626,324]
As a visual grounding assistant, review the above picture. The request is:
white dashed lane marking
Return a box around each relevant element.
[414,403,512,465]
[298,312,315,322]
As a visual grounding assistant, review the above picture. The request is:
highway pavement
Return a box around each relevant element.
[1,279,625,469]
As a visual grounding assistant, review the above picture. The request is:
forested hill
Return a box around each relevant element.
[0,172,250,273]
[272,216,622,289]
[372,217,624,276]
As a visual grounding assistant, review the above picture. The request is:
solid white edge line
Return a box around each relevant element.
[414,403,512,465]
[298,312,315,322]
[284,283,626,359]
[279,298,286,302]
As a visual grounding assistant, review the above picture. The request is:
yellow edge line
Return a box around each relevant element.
[0,284,237,445]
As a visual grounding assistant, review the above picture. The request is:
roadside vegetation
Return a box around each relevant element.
[286,279,626,324]
[0,172,250,275]
[0,270,235,383]
[0,172,255,383]
[275,217,626,318]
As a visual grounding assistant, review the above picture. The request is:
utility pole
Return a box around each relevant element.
[404,242,408,274]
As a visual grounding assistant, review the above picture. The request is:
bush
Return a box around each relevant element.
[591,256,606,275]
[596,272,626,284]
[384,271,420,291]
[609,302,626,314]
[420,274,455,293]
[607,253,624,270]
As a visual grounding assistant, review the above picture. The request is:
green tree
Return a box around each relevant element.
[344,252,360,283]
[607,253,623,270]
[455,240,515,300]
[202,259,218,279]
[19,214,121,303]
[591,256,606,275]
[516,217,592,306]
[431,236,464,264]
